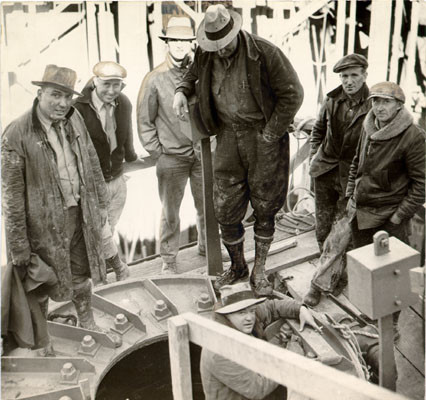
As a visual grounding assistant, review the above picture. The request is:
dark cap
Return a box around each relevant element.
[368,82,405,103]
[333,53,368,73]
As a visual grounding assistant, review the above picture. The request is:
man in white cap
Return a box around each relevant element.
[2,65,121,353]
[137,17,206,274]
[200,282,318,399]
[173,5,304,295]
[75,61,138,281]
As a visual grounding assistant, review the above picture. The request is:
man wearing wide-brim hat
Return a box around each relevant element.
[200,282,319,399]
[137,17,208,275]
[346,81,425,248]
[173,5,304,296]
[2,64,121,354]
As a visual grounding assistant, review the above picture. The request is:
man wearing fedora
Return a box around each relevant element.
[2,64,121,350]
[137,17,207,274]
[304,54,370,306]
[74,61,138,281]
[200,282,319,399]
[173,5,304,295]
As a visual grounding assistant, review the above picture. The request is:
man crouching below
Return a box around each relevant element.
[200,282,319,400]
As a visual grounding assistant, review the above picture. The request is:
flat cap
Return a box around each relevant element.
[93,61,127,80]
[368,82,405,103]
[333,53,368,73]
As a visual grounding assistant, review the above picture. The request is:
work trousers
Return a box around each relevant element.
[156,154,205,263]
[102,175,127,259]
[213,124,289,243]
[314,168,348,252]
[65,205,91,287]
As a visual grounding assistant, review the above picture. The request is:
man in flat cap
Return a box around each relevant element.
[137,17,207,274]
[75,61,138,281]
[173,5,304,295]
[2,65,121,353]
[305,53,370,305]
[346,82,425,248]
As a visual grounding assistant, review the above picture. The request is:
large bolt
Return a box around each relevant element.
[198,293,213,310]
[59,397,73,400]
[81,335,96,352]
[114,313,130,331]
[60,362,78,382]
[154,300,169,318]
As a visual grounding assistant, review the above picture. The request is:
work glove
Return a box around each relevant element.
[298,306,321,332]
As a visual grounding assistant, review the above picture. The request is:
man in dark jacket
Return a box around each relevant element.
[346,82,425,247]
[2,65,121,353]
[74,61,138,281]
[305,54,370,306]
[173,5,304,296]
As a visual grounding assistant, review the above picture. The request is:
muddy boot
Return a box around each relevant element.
[72,280,122,348]
[106,254,130,281]
[303,284,322,307]
[250,238,273,297]
[214,240,249,292]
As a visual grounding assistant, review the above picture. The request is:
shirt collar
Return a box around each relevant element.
[36,105,55,132]
[91,88,116,112]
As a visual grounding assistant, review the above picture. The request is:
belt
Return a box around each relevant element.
[223,119,265,132]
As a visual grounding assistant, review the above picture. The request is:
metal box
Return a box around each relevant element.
[347,236,420,319]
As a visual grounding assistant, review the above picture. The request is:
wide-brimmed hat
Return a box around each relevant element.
[159,17,196,41]
[368,82,406,103]
[93,61,127,81]
[216,282,266,315]
[32,64,82,96]
[197,5,242,52]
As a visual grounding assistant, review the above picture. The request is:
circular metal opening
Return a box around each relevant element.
[96,336,203,399]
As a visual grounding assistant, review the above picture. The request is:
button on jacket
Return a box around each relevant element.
[74,81,137,181]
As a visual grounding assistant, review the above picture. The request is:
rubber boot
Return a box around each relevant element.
[303,284,322,307]
[72,280,122,348]
[36,295,55,357]
[250,238,273,297]
[106,253,130,281]
[214,240,249,292]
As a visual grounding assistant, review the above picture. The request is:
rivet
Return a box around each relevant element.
[394,269,401,275]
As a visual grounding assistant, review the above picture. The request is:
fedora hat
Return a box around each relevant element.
[197,5,242,52]
[32,64,82,96]
[216,282,266,315]
[159,17,196,41]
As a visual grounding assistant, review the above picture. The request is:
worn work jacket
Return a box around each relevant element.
[310,84,370,191]
[74,82,137,182]
[200,298,301,400]
[176,30,304,141]
[346,107,425,229]
[137,53,195,160]
[1,100,109,301]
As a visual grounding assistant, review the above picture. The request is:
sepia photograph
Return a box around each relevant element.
[0,1,425,399]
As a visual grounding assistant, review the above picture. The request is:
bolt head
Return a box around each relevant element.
[198,293,213,310]
[61,362,77,381]
[154,300,169,317]
[81,335,96,352]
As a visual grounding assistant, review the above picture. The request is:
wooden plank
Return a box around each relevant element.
[201,138,223,276]
[378,314,397,390]
[178,312,409,400]
[389,0,404,82]
[409,267,425,296]
[395,348,425,400]
[335,0,346,61]
[267,230,320,275]
[347,0,357,54]
[168,315,193,400]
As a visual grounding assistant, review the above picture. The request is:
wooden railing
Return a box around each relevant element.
[168,312,409,400]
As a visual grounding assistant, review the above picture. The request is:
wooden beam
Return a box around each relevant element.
[168,316,193,400]
[368,0,392,83]
[175,312,409,400]
[389,0,404,82]
[200,138,223,276]
[335,0,346,60]
[378,314,397,391]
[347,0,357,54]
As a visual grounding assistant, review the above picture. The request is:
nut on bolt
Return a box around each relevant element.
[81,335,96,352]
[114,313,130,331]
[198,293,213,310]
[154,300,169,318]
[60,362,78,382]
